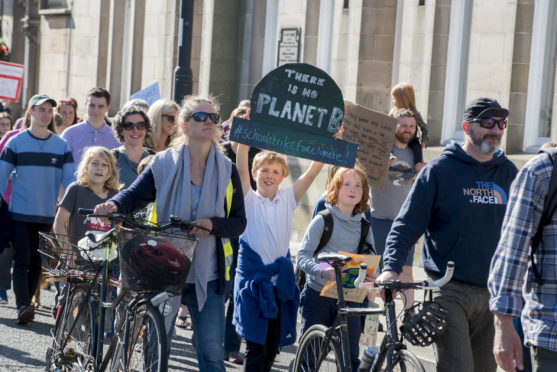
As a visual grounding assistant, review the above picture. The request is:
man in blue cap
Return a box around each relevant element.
[376,98,518,372]
[0,94,75,324]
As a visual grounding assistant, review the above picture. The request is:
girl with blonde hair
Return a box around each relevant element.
[53,146,120,243]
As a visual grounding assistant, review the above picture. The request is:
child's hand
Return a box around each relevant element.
[414,161,426,173]
[321,267,337,282]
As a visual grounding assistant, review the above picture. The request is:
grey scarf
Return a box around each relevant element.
[151,144,232,310]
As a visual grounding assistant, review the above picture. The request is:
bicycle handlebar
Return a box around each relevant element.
[354,261,455,291]
[78,208,210,233]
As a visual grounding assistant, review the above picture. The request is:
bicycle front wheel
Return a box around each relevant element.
[110,302,167,372]
[373,349,425,372]
[294,324,343,372]
[46,285,96,372]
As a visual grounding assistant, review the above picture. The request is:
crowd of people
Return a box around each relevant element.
[0,82,555,372]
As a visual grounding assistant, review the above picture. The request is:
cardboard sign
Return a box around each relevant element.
[130,82,160,106]
[320,252,381,303]
[343,101,397,188]
[0,61,24,101]
[230,63,358,167]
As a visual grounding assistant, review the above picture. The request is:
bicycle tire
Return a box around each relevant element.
[46,286,96,372]
[108,302,167,372]
[294,324,343,372]
[373,349,425,372]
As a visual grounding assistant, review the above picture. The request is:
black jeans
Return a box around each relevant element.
[11,220,50,308]
[244,296,281,372]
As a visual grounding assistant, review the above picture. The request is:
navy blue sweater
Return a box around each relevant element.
[109,164,247,294]
[382,143,518,287]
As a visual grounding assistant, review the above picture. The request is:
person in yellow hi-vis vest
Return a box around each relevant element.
[94,95,246,372]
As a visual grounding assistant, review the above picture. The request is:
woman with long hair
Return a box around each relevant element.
[93,95,246,371]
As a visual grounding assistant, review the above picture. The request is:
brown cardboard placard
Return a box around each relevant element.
[320,252,381,303]
[343,101,397,188]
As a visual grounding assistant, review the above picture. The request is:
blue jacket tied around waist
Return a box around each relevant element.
[233,239,300,346]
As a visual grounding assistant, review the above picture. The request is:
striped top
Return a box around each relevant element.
[0,130,75,223]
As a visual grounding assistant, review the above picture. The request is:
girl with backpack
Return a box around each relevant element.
[296,167,375,372]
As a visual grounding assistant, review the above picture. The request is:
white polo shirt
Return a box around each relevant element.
[241,185,299,265]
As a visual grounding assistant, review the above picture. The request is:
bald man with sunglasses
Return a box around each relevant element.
[376,98,518,372]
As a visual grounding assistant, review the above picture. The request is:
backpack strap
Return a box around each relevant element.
[531,147,557,285]
[357,217,374,254]
[314,210,334,257]
[313,210,374,256]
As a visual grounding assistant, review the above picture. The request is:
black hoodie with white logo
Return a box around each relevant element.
[383,142,518,287]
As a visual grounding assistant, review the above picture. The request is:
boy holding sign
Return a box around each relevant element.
[233,144,323,371]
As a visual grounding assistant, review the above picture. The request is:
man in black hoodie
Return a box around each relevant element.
[376,98,518,372]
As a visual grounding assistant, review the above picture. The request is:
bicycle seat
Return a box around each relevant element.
[317,253,351,265]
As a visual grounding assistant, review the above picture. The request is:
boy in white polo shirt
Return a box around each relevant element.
[233,145,323,372]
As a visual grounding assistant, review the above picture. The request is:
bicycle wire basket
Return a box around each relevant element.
[117,227,198,293]
[399,301,448,347]
[38,232,106,282]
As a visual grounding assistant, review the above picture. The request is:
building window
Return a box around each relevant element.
[523,0,557,151]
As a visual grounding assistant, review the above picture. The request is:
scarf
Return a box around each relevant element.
[151,144,232,310]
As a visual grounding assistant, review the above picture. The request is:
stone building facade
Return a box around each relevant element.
[3,0,555,245]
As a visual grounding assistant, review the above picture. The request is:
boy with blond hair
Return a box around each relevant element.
[233,145,323,371]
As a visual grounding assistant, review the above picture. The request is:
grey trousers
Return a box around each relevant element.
[0,245,13,289]
[531,346,557,372]
[431,281,497,372]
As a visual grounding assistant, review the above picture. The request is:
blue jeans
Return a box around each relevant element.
[370,217,415,267]
[300,286,361,372]
[183,280,226,372]
[224,295,241,354]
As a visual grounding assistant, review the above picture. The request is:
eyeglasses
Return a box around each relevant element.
[473,118,507,130]
[162,114,176,123]
[186,112,220,124]
[122,121,147,131]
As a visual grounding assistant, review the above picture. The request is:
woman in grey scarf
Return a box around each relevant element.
[94,96,247,371]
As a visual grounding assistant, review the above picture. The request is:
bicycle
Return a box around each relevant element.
[293,253,454,372]
[42,209,206,372]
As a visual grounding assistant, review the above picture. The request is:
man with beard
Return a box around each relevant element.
[376,98,518,372]
[369,108,425,308]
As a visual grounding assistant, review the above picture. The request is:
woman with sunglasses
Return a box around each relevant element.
[94,95,246,371]
[146,99,180,152]
[111,105,154,189]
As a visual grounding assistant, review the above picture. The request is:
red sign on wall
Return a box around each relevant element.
[0,61,24,101]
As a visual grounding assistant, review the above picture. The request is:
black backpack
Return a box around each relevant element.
[295,209,373,290]
[530,147,557,285]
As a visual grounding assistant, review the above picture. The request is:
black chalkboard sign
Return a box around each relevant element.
[230,63,358,167]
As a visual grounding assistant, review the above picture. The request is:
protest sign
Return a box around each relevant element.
[320,252,381,303]
[130,82,160,106]
[230,63,358,167]
[0,61,24,101]
[343,101,397,188]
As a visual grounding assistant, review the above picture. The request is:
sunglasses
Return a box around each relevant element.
[122,121,147,131]
[187,112,220,124]
[473,118,507,130]
[162,114,176,123]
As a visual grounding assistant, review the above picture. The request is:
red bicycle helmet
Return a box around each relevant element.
[121,235,190,290]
